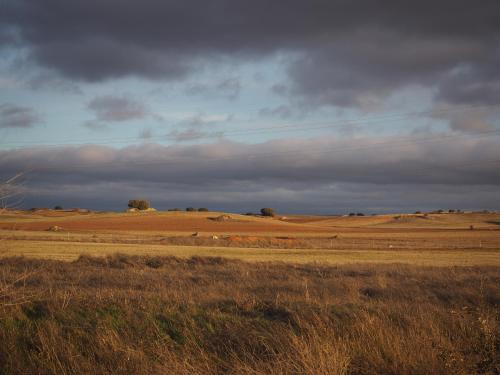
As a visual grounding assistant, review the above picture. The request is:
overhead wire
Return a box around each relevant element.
[0,102,497,148]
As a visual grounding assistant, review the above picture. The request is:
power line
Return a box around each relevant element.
[17,128,500,173]
[1,103,497,148]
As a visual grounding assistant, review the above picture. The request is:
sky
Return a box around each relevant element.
[1,0,500,214]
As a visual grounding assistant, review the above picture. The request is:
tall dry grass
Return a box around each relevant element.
[0,255,499,374]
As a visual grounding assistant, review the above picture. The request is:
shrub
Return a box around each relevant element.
[168,208,182,211]
[137,200,150,210]
[260,208,275,217]
[356,213,364,216]
[198,208,209,212]
[186,207,196,212]
[348,213,356,216]
[128,199,150,210]
[54,205,63,210]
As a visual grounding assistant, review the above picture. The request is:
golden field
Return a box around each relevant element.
[1,209,499,374]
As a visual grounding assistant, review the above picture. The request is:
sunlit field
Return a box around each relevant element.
[1,209,499,373]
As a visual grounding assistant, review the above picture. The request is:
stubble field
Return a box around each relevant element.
[1,209,499,374]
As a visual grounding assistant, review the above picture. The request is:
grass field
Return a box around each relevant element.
[1,255,499,374]
[1,209,499,374]
[1,239,500,266]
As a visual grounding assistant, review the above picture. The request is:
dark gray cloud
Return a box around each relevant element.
[87,95,147,123]
[0,103,40,128]
[1,134,500,212]
[2,0,499,116]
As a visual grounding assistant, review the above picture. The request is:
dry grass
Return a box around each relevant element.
[1,210,499,373]
[1,239,500,266]
[2,229,500,251]
[2,210,500,233]
[0,255,499,374]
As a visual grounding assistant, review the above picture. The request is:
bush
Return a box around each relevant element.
[356,213,365,216]
[348,213,356,216]
[168,208,182,211]
[186,207,196,212]
[54,205,63,210]
[137,200,150,210]
[260,208,276,217]
[128,199,150,210]
[198,208,209,212]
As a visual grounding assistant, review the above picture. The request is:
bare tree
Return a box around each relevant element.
[0,172,24,211]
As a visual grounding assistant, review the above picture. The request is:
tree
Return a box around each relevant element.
[127,199,150,210]
[186,207,196,212]
[260,208,275,217]
[198,208,209,212]
[137,200,150,210]
[0,173,24,210]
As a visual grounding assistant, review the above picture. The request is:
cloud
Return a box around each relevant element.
[139,127,153,140]
[86,95,147,126]
[185,78,241,100]
[259,105,293,119]
[167,128,224,142]
[429,102,500,133]
[165,112,231,141]
[1,133,500,212]
[0,103,40,128]
[27,72,82,94]
[2,0,499,112]
[177,113,232,128]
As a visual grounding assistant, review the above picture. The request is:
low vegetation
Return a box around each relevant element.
[260,207,276,217]
[127,199,150,210]
[0,255,499,374]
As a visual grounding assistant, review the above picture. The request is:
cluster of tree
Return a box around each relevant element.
[348,212,365,216]
[244,208,277,217]
[185,207,209,212]
[430,209,462,214]
[128,199,150,210]
[260,208,276,217]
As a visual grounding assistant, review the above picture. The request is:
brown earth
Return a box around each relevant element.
[0,211,329,233]
[1,210,500,251]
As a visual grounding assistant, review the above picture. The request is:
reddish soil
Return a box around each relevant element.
[0,214,329,234]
